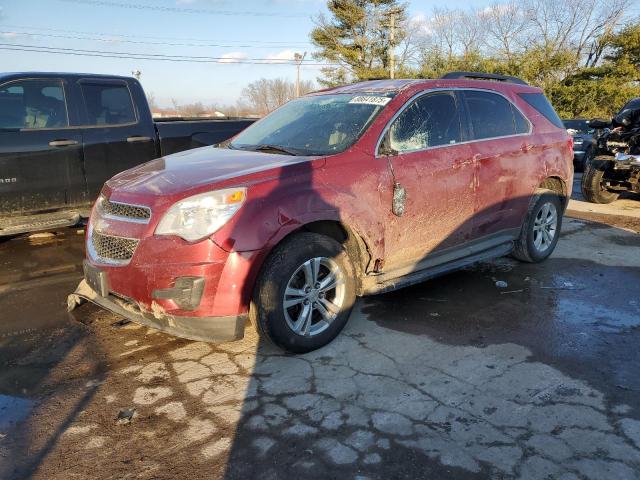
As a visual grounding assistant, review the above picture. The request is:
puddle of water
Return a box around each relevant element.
[0,394,36,432]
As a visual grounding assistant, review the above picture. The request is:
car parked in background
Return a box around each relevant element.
[0,72,254,236]
[69,72,573,353]
[563,118,596,171]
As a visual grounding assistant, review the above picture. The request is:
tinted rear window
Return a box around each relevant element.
[464,90,527,140]
[519,93,563,129]
[80,82,136,126]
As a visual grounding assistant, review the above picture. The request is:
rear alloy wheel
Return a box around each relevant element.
[513,189,563,263]
[532,201,558,254]
[251,232,356,353]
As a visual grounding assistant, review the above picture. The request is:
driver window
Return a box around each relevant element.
[0,80,69,129]
[389,92,461,152]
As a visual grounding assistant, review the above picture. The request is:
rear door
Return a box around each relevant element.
[461,89,534,239]
[380,90,476,268]
[0,78,85,215]
[77,79,157,199]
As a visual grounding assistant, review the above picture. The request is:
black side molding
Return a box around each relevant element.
[441,71,528,86]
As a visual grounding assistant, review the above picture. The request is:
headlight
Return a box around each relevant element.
[155,188,246,242]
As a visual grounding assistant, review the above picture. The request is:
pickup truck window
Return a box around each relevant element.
[80,82,137,126]
[389,92,462,152]
[0,79,68,129]
[230,93,393,156]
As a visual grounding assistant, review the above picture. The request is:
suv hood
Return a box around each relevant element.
[106,146,320,196]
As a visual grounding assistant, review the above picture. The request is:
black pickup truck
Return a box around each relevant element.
[0,72,255,235]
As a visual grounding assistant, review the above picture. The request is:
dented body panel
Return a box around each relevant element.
[71,77,573,343]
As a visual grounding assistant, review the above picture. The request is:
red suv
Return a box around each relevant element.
[70,72,573,353]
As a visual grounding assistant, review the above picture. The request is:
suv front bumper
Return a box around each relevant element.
[68,279,247,343]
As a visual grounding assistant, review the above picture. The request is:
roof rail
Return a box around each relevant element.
[441,71,528,86]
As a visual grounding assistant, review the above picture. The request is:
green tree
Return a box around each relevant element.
[549,22,640,118]
[310,0,406,86]
[606,22,640,71]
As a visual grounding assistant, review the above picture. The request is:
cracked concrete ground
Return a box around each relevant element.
[0,182,639,479]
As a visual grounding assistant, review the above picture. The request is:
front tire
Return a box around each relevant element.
[512,189,563,263]
[581,159,619,204]
[251,232,356,353]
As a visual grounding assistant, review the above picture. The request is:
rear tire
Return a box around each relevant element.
[512,189,563,263]
[250,232,356,353]
[581,159,619,204]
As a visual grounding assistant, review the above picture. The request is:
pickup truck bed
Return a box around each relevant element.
[154,118,254,156]
[0,72,255,235]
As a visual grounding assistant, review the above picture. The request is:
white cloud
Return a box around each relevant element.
[217,52,248,64]
[267,49,297,61]
[0,32,20,39]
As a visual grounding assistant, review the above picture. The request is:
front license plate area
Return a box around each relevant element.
[84,260,109,297]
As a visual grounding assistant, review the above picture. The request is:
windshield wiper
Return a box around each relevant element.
[253,144,298,156]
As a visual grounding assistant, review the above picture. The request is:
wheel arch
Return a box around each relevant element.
[246,218,374,298]
[280,220,372,295]
[539,176,568,209]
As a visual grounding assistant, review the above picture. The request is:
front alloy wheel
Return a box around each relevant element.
[283,257,346,337]
[251,232,356,353]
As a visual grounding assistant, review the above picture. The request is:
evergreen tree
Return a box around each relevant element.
[311,0,406,86]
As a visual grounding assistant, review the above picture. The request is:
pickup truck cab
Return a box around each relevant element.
[70,72,573,353]
[0,72,253,235]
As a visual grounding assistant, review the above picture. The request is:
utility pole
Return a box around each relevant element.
[294,52,307,97]
[389,12,395,79]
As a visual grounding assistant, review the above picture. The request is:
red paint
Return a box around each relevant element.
[85,79,572,320]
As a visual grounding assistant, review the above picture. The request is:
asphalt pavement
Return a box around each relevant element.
[0,177,639,480]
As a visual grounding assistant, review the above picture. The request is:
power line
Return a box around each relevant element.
[0,42,322,63]
[60,0,309,18]
[0,30,309,50]
[0,43,336,66]
[1,24,314,46]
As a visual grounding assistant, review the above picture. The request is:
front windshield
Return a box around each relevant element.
[229,93,394,156]
[563,119,592,134]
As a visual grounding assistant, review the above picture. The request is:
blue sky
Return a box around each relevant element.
[0,0,491,107]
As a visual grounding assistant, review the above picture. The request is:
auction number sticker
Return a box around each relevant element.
[348,96,392,106]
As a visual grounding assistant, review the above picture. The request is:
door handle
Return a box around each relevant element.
[127,136,152,143]
[521,143,534,153]
[454,158,474,168]
[49,139,79,147]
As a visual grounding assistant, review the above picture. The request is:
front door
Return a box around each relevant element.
[0,78,85,215]
[78,80,157,200]
[380,91,476,269]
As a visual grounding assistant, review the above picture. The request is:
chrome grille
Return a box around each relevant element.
[91,230,139,262]
[99,197,151,221]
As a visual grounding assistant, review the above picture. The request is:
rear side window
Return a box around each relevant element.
[464,90,528,140]
[389,91,462,152]
[0,79,68,129]
[80,82,137,126]
[519,93,564,129]
[513,107,530,134]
